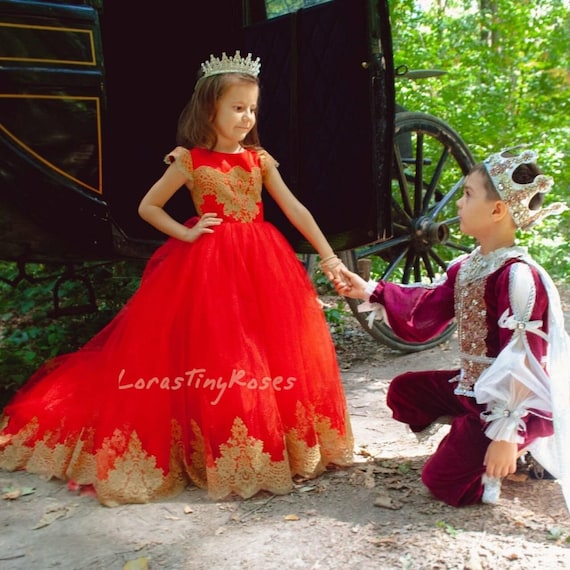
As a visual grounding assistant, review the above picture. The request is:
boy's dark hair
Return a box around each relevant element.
[470,156,545,210]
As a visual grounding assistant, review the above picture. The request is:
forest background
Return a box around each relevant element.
[0,0,569,400]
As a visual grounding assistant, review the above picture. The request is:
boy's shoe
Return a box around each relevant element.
[518,452,556,480]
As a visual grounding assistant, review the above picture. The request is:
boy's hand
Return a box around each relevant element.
[483,440,518,478]
[334,266,370,300]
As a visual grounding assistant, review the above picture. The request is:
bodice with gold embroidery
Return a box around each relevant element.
[165,146,276,223]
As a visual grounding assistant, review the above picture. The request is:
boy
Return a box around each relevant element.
[335,148,569,508]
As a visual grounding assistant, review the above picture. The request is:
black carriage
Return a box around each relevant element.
[0,0,475,351]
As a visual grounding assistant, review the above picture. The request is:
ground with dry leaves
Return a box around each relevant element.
[1,289,570,570]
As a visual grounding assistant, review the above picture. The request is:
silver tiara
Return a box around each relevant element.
[484,147,567,230]
[200,51,261,80]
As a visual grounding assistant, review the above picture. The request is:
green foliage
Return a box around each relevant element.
[389,0,570,279]
[322,299,350,333]
[0,260,144,397]
[436,520,461,537]
[265,0,330,18]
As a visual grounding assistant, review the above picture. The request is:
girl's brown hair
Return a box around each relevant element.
[176,73,261,150]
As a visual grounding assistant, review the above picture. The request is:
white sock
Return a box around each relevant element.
[481,474,501,505]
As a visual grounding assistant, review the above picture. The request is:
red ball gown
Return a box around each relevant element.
[0,146,354,506]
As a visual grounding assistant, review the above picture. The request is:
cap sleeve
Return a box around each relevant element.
[258,149,279,180]
[164,146,193,183]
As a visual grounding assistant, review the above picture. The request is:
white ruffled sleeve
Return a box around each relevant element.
[476,258,570,513]
[524,262,570,511]
[356,280,384,327]
[474,263,551,443]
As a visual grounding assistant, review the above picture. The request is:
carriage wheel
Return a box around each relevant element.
[341,111,476,352]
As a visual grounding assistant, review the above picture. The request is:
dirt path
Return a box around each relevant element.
[1,291,570,569]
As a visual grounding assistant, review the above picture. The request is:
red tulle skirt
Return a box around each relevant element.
[0,220,353,506]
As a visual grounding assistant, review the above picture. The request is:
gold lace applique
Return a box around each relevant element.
[95,426,187,506]
[286,401,325,475]
[0,416,75,478]
[314,414,354,466]
[285,401,353,476]
[186,407,352,500]
[1,406,353,504]
[0,417,188,506]
[192,165,262,222]
[64,427,97,482]
[205,416,292,500]
[0,417,41,471]
[0,418,95,481]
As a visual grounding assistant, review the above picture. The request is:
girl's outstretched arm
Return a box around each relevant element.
[263,161,343,280]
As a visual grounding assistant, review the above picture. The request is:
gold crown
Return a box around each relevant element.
[484,147,567,230]
[200,51,261,80]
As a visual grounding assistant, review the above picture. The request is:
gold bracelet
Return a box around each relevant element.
[319,257,342,270]
[319,254,337,264]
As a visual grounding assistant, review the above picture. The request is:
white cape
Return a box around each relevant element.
[475,256,570,511]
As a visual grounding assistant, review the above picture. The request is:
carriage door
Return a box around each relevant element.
[243,0,395,252]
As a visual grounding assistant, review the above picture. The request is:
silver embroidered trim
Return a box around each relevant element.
[458,246,527,285]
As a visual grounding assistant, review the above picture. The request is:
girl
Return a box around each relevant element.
[0,51,354,506]
[335,148,569,509]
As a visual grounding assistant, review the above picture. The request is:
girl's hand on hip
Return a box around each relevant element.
[184,213,223,242]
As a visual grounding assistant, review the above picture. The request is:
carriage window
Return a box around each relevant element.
[265,0,332,19]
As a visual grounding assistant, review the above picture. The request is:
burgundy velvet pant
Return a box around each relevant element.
[386,369,552,507]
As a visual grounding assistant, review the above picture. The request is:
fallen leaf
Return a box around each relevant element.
[2,488,21,500]
[123,557,150,570]
[363,476,376,489]
[32,505,75,529]
[363,464,376,488]
[373,495,401,510]
[284,514,300,521]
[368,536,397,546]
